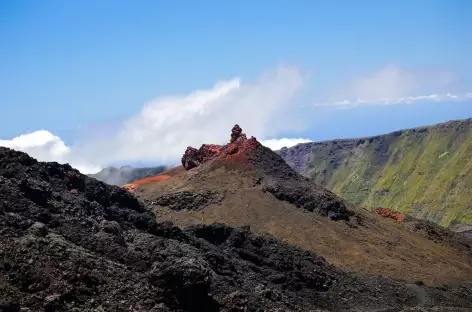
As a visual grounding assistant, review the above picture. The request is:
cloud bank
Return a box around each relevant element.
[0,66,311,174]
[314,92,472,108]
[348,64,454,101]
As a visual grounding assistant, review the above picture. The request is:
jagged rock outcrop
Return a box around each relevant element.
[181,124,255,170]
[230,124,244,143]
[181,146,203,170]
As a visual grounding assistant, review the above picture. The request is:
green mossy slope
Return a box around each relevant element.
[279,118,472,227]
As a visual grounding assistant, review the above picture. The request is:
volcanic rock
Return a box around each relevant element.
[153,190,224,211]
[181,146,202,170]
[2,147,472,311]
[181,125,253,170]
[375,207,406,221]
[230,124,243,143]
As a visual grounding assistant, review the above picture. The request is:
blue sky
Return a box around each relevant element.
[1,0,471,172]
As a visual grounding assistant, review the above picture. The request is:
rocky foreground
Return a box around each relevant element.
[1,146,472,311]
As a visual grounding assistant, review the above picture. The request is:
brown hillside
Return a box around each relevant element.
[129,125,472,286]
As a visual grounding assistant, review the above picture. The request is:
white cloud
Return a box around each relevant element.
[314,92,472,108]
[0,130,69,158]
[351,64,420,102]
[0,130,101,174]
[260,138,311,150]
[354,64,455,100]
[1,65,308,173]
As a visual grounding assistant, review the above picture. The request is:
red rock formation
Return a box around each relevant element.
[181,125,259,170]
[374,207,405,222]
[200,144,223,162]
[230,124,244,143]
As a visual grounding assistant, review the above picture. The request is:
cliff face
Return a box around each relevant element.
[278,118,472,227]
